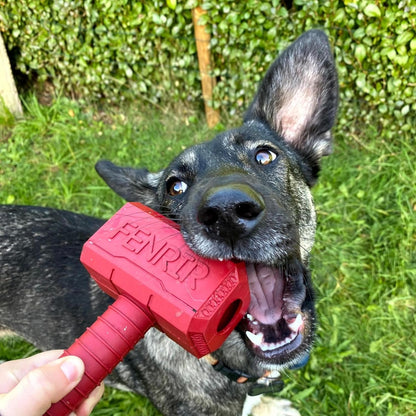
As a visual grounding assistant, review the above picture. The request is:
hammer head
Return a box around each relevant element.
[80,202,250,357]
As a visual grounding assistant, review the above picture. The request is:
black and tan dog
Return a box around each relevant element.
[0,30,338,416]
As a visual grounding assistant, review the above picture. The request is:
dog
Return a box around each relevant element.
[0,30,338,415]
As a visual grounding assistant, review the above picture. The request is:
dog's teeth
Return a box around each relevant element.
[218,257,224,262]
[244,313,259,325]
[260,340,284,352]
[257,331,299,352]
[246,313,254,322]
[245,315,302,351]
[287,313,303,333]
[245,331,264,346]
[260,343,274,352]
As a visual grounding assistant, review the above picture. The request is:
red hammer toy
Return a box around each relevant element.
[44,202,250,415]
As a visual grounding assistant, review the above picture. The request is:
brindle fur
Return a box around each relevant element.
[0,30,338,416]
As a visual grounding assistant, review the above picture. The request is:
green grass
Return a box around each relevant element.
[1,96,415,415]
[284,134,416,415]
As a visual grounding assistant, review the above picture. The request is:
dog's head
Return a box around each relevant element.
[96,30,338,375]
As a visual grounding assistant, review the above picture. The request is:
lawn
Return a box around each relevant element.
[0,96,415,415]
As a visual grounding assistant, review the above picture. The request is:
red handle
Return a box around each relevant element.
[44,295,154,416]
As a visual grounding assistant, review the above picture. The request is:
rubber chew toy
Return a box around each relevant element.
[45,202,249,416]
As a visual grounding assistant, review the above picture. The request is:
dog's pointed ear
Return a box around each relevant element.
[95,160,162,209]
[245,30,338,167]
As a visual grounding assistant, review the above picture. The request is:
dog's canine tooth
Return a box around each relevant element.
[245,331,264,346]
[245,313,259,325]
[287,313,303,333]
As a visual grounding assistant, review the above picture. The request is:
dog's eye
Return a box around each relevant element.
[255,149,277,165]
[167,177,188,196]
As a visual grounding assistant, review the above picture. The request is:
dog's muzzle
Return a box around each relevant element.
[181,177,314,367]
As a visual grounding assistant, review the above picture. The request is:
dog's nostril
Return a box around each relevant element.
[198,207,220,226]
[198,201,263,230]
[235,202,263,220]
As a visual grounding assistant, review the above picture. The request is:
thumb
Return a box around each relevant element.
[0,356,84,416]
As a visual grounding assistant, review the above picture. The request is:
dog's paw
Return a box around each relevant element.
[250,396,301,416]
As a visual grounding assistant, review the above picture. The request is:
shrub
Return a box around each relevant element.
[203,0,416,134]
[1,0,198,102]
[1,0,415,132]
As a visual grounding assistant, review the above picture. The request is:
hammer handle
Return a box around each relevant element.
[44,295,154,416]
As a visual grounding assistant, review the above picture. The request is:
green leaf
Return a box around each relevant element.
[353,27,365,39]
[401,105,410,116]
[396,31,414,46]
[293,386,316,401]
[333,8,346,23]
[395,55,409,66]
[166,0,176,10]
[354,44,367,63]
[6,195,15,204]
[355,73,366,89]
[387,48,397,61]
[363,4,381,18]
[125,66,133,78]
[365,23,378,37]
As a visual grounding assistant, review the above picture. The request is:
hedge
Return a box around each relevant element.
[1,0,415,133]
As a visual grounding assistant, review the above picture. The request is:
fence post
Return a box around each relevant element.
[192,7,220,128]
[0,33,23,117]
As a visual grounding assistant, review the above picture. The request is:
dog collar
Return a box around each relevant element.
[204,353,309,396]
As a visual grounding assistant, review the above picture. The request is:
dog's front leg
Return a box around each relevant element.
[242,394,301,416]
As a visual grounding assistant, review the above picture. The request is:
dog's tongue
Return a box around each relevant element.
[245,264,284,325]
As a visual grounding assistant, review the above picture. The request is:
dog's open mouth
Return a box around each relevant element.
[237,262,308,361]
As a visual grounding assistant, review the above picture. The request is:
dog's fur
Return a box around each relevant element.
[0,30,338,415]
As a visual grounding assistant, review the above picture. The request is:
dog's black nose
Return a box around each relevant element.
[198,185,264,240]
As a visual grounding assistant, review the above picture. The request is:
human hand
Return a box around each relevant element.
[0,350,104,416]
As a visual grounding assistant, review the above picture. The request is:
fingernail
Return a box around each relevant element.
[60,357,84,383]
